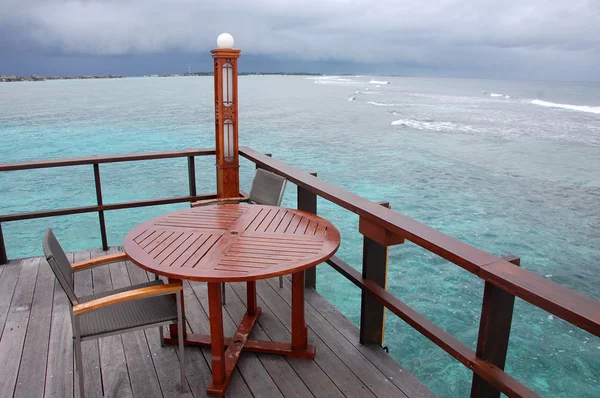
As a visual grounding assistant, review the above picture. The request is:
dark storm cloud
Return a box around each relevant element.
[1,0,599,79]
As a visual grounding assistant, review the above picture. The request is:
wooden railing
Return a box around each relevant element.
[0,148,217,263]
[239,146,600,398]
[1,146,599,397]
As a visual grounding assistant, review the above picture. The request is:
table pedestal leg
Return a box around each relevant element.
[247,280,257,316]
[163,278,315,396]
[291,271,309,351]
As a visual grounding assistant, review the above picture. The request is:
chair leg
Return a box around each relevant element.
[279,275,283,288]
[176,291,186,393]
[73,321,85,398]
[222,282,227,305]
[159,325,165,347]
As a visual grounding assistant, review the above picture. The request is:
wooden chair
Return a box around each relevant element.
[42,229,186,398]
[192,168,287,302]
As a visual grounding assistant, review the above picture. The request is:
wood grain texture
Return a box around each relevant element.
[0,257,39,398]
[1,248,435,398]
[71,252,128,271]
[14,257,55,398]
[125,204,340,282]
[191,197,250,207]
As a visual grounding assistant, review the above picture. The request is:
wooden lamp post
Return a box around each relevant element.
[212,33,241,198]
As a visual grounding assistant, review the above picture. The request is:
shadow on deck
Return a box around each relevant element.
[0,248,434,398]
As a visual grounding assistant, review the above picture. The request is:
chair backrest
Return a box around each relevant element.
[43,228,78,305]
[249,169,287,206]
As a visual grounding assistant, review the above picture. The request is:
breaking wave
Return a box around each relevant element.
[367,101,397,107]
[369,80,390,84]
[391,118,477,133]
[531,99,600,115]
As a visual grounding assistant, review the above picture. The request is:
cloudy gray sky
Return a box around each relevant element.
[1,0,599,80]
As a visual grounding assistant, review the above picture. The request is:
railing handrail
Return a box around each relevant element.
[0,148,215,171]
[239,146,600,338]
[0,148,217,262]
[1,146,598,397]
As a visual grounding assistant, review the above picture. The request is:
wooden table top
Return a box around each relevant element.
[124,204,340,282]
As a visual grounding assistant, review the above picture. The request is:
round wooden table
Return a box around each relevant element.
[124,204,340,396]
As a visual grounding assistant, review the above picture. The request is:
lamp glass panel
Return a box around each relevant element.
[224,119,234,162]
[223,63,233,107]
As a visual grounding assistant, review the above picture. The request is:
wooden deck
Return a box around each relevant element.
[0,248,434,398]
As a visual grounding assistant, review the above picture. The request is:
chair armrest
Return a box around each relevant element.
[72,252,128,272]
[73,282,183,315]
[191,197,250,207]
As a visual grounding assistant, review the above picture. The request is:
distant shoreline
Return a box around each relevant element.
[0,75,125,82]
[0,72,322,82]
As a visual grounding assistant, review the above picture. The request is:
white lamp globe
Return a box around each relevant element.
[217,33,234,49]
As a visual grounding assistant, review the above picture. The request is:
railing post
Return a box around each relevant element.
[298,172,318,289]
[93,164,109,251]
[187,156,197,200]
[359,201,393,346]
[471,256,521,398]
[0,222,7,264]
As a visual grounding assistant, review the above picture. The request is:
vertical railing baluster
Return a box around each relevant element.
[298,172,318,289]
[188,156,197,201]
[255,153,272,170]
[470,256,521,398]
[93,164,109,251]
[359,201,391,346]
[0,222,7,265]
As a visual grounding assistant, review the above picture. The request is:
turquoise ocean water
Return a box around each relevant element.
[0,76,599,396]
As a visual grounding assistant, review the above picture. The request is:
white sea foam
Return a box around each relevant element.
[369,80,389,84]
[348,97,355,101]
[531,99,600,114]
[490,93,503,97]
[376,85,381,88]
[354,90,360,94]
[391,118,477,133]
[306,75,344,80]
[367,101,397,107]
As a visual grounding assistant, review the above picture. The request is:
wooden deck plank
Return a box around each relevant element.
[228,281,345,398]
[223,282,314,398]
[124,259,194,398]
[92,248,134,397]
[255,279,377,398]
[186,280,284,398]
[73,249,104,398]
[45,252,75,398]
[0,260,21,338]
[110,253,164,398]
[14,257,55,398]
[0,257,40,397]
[263,276,410,398]
[299,280,436,398]
[1,249,435,398]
